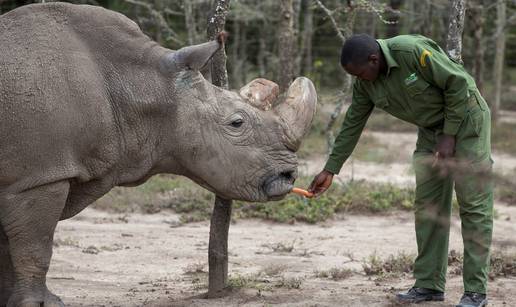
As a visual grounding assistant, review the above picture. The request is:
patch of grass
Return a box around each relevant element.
[275,276,303,289]
[362,251,415,277]
[489,250,516,279]
[93,175,416,224]
[227,273,303,291]
[93,175,214,219]
[314,267,353,280]
[234,179,415,224]
[266,241,296,253]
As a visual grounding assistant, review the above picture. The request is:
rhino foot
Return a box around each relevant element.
[6,289,64,307]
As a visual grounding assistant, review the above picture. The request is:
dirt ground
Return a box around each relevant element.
[49,204,516,307]
[47,131,516,306]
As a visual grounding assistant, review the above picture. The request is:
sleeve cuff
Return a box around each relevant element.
[324,159,345,175]
[443,120,462,136]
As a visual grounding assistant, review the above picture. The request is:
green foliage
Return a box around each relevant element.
[94,175,415,224]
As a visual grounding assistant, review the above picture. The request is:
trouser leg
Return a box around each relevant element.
[454,95,493,294]
[412,151,453,292]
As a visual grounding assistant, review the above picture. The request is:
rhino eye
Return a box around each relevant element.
[230,119,244,128]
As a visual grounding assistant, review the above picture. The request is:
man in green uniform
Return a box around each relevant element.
[308,34,493,307]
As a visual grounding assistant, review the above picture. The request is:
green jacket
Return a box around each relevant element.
[324,34,478,174]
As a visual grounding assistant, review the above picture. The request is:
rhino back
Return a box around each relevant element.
[0,3,160,190]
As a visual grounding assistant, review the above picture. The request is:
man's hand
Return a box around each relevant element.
[434,134,456,159]
[308,170,334,196]
[432,134,456,175]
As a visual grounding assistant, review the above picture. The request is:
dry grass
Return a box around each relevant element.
[314,267,353,280]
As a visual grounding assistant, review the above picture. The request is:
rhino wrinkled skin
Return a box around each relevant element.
[0,3,317,306]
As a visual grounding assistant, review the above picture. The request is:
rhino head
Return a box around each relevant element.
[159,36,317,202]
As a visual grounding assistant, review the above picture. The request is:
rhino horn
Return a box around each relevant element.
[161,32,227,73]
[239,78,279,111]
[274,77,317,151]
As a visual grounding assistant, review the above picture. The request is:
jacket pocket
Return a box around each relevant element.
[406,78,430,97]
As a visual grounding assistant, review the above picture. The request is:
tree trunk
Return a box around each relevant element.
[231,18,242,88]
[278,0,296,91]
[207,196,232,298]
[184,0,199,44]
[206,0,231,299]
[492,0,506,120]
[446,0,466,63]
[385,0,402,38]
[207,0,230,89]
[470,1,485,94]
[299,0,313,75]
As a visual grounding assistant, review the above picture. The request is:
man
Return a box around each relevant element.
[308,34,493,307]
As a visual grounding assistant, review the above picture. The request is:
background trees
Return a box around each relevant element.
[2,0,515,116]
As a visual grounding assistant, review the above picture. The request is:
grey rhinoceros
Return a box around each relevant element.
[0,2,317,306]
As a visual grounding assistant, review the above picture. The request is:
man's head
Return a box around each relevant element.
[340,34,382,81]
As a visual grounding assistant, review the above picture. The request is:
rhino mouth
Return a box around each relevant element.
[263,169,297,201]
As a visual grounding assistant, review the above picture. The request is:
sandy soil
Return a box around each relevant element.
[49,205,516,307]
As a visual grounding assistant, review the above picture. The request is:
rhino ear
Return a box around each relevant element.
[161,32,227,73]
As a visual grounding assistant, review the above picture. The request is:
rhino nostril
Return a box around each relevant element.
[280,170,296,183]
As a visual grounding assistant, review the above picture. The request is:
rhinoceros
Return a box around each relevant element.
[0,2,317,306]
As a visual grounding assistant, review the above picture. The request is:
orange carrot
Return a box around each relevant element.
[291,187,314,198]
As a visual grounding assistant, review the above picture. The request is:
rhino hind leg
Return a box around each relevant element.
[0,181,69,307]
[0,227,14,307]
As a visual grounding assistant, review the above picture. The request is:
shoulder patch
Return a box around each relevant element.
[420,49,432,67]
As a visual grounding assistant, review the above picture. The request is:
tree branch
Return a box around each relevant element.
[314,0,346,43]
[122,0,184,45]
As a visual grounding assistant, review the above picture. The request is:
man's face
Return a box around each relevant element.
[343,54,380,81]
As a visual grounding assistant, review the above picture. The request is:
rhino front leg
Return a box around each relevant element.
[0,227,14,307]
[0,181,69,307]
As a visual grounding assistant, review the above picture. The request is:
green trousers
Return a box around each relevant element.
[412,90,493,294]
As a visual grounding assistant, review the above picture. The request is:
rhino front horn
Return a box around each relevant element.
[275,77,317,151]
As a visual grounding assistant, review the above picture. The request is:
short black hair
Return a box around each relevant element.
[340,34,379,67]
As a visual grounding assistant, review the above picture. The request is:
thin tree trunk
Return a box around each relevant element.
[207,196,232,298]
[258,34,267,77]
[207,0,230,89]
[231,18,242,88]
[385,0,402,38]
[240,26,248,84]
[184,0,198,44]
[492,0,506,120]
[446,0,466,63]
[300,0,313,75]
[206,0,231,298]
[470,1,485,94]
[278,0,296,91]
